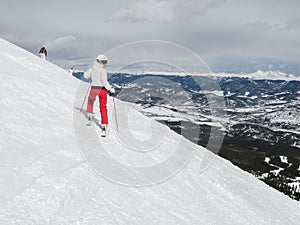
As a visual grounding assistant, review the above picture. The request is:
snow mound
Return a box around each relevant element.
[0,38,299,224]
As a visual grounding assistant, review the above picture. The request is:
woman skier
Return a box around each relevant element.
[84,54,115,136]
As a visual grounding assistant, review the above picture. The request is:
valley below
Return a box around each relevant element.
[75,71,300,200]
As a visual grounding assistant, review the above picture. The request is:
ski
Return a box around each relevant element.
[86,113,95,126]
[86,120,93,126]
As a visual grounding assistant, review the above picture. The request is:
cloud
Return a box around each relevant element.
[107,0,226,23]
[279,17,300,30]
[43,35,80,63]
[107,0,174,23]
[245,21,273,32]
[173,0,226,18]
[46,35,77,50]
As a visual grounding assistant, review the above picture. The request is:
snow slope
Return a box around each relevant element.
[0,38,300,225]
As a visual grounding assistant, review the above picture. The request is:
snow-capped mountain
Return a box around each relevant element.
[1,37,300,224]
[107,67,300,80]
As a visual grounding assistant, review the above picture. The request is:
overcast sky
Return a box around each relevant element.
[0,0,299,73]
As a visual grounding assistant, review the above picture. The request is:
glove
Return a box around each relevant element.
[109,88,115,96]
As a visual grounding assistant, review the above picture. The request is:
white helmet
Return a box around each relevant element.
[96,54,108,64]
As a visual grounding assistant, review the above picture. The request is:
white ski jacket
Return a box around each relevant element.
[83,62,112,90]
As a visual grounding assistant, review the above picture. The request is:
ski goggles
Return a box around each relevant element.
[97,59,107,64]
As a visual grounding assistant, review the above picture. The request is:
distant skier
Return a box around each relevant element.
[68,67,74,76]
[39,45,47,60]
[84,54,115,137]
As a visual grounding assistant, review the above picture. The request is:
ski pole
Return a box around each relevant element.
[79,81,91,113]
[113,95,119,132]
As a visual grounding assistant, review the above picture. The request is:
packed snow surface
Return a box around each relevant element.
[0,38,300,224]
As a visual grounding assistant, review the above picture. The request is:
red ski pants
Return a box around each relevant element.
[86,88,108,124]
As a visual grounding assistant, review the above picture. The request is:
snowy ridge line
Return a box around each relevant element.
[271,128,300,135]
[107,69,300,81]
[229,121,300,134]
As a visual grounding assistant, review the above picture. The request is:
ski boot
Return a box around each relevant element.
[100,124,107,137]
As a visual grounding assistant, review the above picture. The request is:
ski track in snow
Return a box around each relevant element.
[0,38,300,225]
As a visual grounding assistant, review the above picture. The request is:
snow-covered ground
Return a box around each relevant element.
[1,38,300,224]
